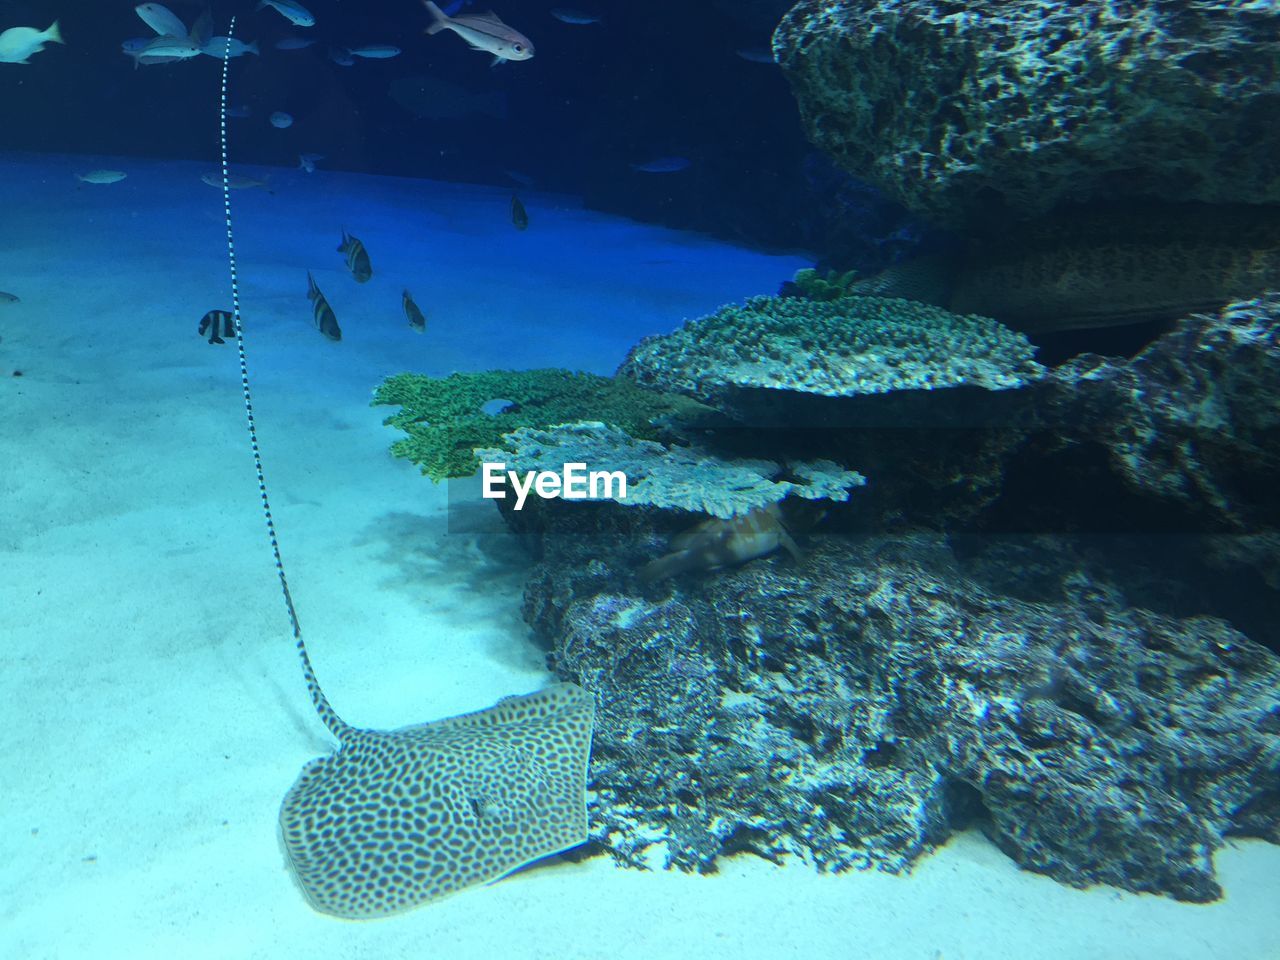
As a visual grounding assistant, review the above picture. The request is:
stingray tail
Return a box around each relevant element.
[216,16,353,742]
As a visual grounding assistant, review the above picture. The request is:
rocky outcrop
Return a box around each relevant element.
[774,1,1280,225]
[526,529,1280,902]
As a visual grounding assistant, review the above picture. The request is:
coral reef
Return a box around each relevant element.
[509,294,1280,901]
[618,295,1043,407]
[526,531,1280,902]
[774,0,1280,225]
[372,369,711,481]
[476,421,864,519]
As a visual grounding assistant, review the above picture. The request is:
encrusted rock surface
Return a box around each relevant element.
[774,0,1280,224]
[527,531,1280,901]
[1050,295,1280,533]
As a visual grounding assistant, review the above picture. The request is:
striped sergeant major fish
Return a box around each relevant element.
[337,228,372,283]
[198,309,236,344]
[402,289,427,333]
[306,272,343,341]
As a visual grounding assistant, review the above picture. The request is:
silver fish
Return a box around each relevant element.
[337,229,372,283]
[256,0,315,28]
[306,272,342,341]
[421,1,533,64]
[136,35,204,62]
[134,4,187,38]
[201,171,268,190]
[550,9,601,25]
[402,290,427,333]
[630,156,692,174]
[76,170,127,184]
[346,45,401,59]
[0,291,19,304]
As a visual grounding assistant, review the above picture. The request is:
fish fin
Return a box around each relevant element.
[422,0,449,34]
[306,270,317,296]
[778,529,802,561]
[490,53,506,67]
[46,20,64,45]
[471,11,507,25]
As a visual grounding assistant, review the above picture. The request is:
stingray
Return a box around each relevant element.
[210,22,595,919]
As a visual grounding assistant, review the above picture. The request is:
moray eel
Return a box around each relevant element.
[851,203,1280,333]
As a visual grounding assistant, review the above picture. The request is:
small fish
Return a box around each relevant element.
[201,171,268,190]
[197,309,236,344]
[630,156,691,174]
[510,194,528,231]
[637,503,800,583]
[256,0,315,28]
[346,45,401,59]
[76,170,127,185]
[504,169,535,187]
[202,37,260,58]
[402,290,427,333]
[306,272,342,341]
[336,229,372,282]
[0,291,19,304]
[270,111,294,128]
[735,47,775,64]
[328,47,355,66]
[421,1,533,64]
[136,35,204,62]
[135,3,187,38]
[550,9,601,25]
[274,36,315,50]
[297,153,324,173]
[0,21,63,64]
[226,104,252,118]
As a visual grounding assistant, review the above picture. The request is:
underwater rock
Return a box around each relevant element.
[1045,294,1280,579]
[527,531,1280,901]
[774,0,1280,225]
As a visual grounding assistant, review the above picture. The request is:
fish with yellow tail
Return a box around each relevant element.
[306,271,342,341]
[336,228,372,283]
[638,502,802,583]
[420,0,533,64]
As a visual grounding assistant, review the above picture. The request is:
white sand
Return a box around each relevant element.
[1,153,1276,959]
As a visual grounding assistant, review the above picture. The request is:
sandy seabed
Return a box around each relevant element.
[1,153,1276,960]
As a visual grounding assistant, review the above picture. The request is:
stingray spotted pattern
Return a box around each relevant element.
[280,683,596,918]
[211,23,594,919]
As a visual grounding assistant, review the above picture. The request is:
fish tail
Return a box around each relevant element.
[422,0,449,34]
[46,20,63,44]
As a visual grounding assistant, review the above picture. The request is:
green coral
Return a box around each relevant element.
[373,368,708,481]
[791,267,863,301]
